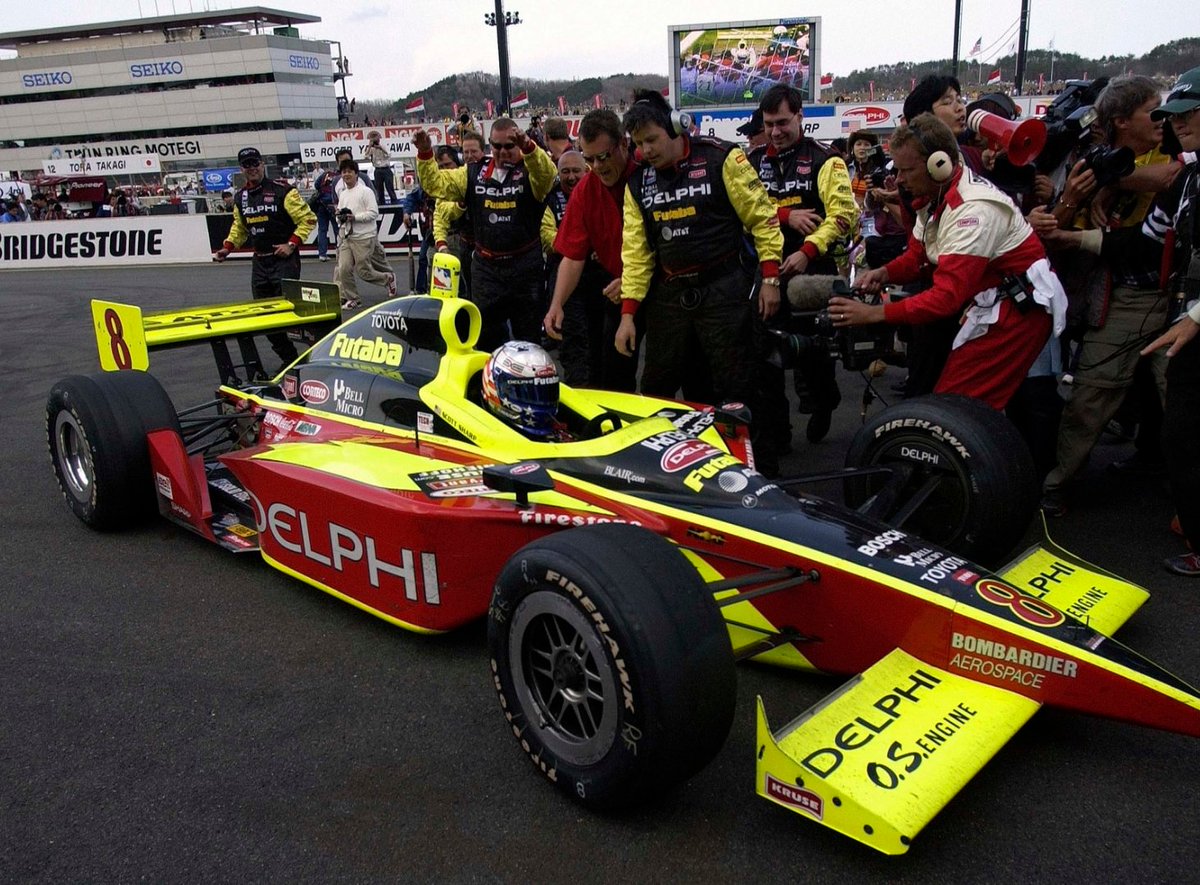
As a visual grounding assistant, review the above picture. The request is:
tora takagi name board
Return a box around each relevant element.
[0,216,212,270]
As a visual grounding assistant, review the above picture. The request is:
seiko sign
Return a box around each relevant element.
[288,54,320,70]
[130,61,185,79]
[22,71,73,88]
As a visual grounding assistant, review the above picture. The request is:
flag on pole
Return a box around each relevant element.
[405,97,425,115]
[987,69,1002,85]
[593,93,603,109]
[486,98,495,118]
[511,90,530,109]
[557,95,566,114]
[1048,36,1055,51]
[869,80,875,100]
[969,36,982,57]
[1038,73,1045,92]
[819,72,833,87]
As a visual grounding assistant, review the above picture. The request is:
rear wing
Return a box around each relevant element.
[91,279,341,382]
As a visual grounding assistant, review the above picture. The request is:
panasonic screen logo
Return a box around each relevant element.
[22,71,73,87]
[288,54,320,70]
[130,61,184,78]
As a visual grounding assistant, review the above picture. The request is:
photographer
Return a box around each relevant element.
[1039,75,1180,515]
[364,130,397,205]
[832,115,1067,411]
[334,159,396,311]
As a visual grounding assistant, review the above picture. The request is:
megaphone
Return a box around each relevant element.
[967,108,1047,167]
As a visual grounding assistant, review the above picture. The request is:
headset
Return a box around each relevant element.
[635,98,692,136]
[913,123,956,183]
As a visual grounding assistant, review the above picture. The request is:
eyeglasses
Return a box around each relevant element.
[490,141,517,150]
[582,148,613,166]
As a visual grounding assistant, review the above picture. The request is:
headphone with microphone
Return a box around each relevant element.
[911,123,956,183]
[635,98,692,136]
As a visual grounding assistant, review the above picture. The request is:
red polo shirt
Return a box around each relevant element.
[552,157,636,279]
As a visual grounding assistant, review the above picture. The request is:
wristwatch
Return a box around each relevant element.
[761,276,780,286]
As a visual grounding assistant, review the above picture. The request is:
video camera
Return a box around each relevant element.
[766,278,895,372]
[1035,78,1109,176]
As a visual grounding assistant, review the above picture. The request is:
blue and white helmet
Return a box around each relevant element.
[482,341,560,437]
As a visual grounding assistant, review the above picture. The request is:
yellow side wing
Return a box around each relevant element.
[756,648,1040,855]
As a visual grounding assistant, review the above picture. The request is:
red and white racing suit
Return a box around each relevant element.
[882,166,1067,409]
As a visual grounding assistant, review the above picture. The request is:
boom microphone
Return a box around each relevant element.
[786,274,845,310]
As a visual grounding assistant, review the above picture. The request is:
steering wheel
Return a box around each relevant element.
[581,411,624,439]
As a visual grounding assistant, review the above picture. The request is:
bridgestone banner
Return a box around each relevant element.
[0,216,212,269]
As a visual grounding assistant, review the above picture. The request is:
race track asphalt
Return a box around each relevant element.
[3,259,1198,883]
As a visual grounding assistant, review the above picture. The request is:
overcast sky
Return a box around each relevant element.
[2,1,1194,100]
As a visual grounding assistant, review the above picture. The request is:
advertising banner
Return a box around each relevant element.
[201,168,240,192]
[42,155,162,176]
[0,215,212,269]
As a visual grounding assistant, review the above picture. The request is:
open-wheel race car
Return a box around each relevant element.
[46,265,1200,855]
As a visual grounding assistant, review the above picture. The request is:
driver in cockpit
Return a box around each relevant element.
[482,341,575,442]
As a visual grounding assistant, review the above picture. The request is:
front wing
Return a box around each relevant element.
[756,648,1040,855]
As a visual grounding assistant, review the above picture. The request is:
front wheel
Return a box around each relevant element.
[488,524,736,809]
[844,395,1037,567]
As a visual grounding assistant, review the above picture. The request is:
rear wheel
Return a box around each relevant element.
[488,524,736,809]
[844,395,1037,567]
[47,371,179,530]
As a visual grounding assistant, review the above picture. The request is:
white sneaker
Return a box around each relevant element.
[319,255,330,262]
[385,273,397,298]
[341,297,362,310]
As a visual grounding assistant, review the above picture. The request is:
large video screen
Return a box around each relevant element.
[670,18,821,109]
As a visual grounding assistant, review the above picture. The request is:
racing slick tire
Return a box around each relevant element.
[844,394,1037,567]
[47,371,180,530]
[488,523,736,810]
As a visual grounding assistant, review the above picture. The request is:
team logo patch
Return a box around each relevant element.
[957,216,980,228]
[661,440,718,473]
[300,379,329,405]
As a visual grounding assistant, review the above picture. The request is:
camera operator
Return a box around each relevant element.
[1039,76,1183,514]
[1136,68,1200,574]
[832,115,1067,411]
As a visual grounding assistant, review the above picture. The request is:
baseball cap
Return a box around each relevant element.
[237,146,262,166]
[736,108,764,137]
[1151,67,1200,120]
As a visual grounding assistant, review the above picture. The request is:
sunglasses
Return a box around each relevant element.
[490,141,518,150]
[582,148,613,166]
[240,160,262,168]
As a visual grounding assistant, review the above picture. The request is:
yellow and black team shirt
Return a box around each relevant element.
[622,135,782,302]
[417,146,557,257]
[748,138,858,264]
[224,178,316,254]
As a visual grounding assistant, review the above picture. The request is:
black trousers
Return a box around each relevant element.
[470,248,545,352]
[251,252,301,364]
[559,263,638,392]
[1164,337,1200,550]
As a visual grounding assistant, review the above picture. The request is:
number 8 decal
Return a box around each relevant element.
[103,308,132,370]
[976,579,1064,628]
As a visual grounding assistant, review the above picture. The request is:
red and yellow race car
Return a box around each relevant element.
[46,269,1200,855]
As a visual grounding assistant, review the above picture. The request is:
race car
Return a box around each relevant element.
[46,263,1200,855]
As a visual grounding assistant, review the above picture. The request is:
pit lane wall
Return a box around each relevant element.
[0,207,415,270]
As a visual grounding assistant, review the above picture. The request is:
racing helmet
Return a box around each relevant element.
[482,341,560,437]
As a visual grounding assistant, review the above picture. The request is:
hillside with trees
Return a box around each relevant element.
[352,38,1200,121]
